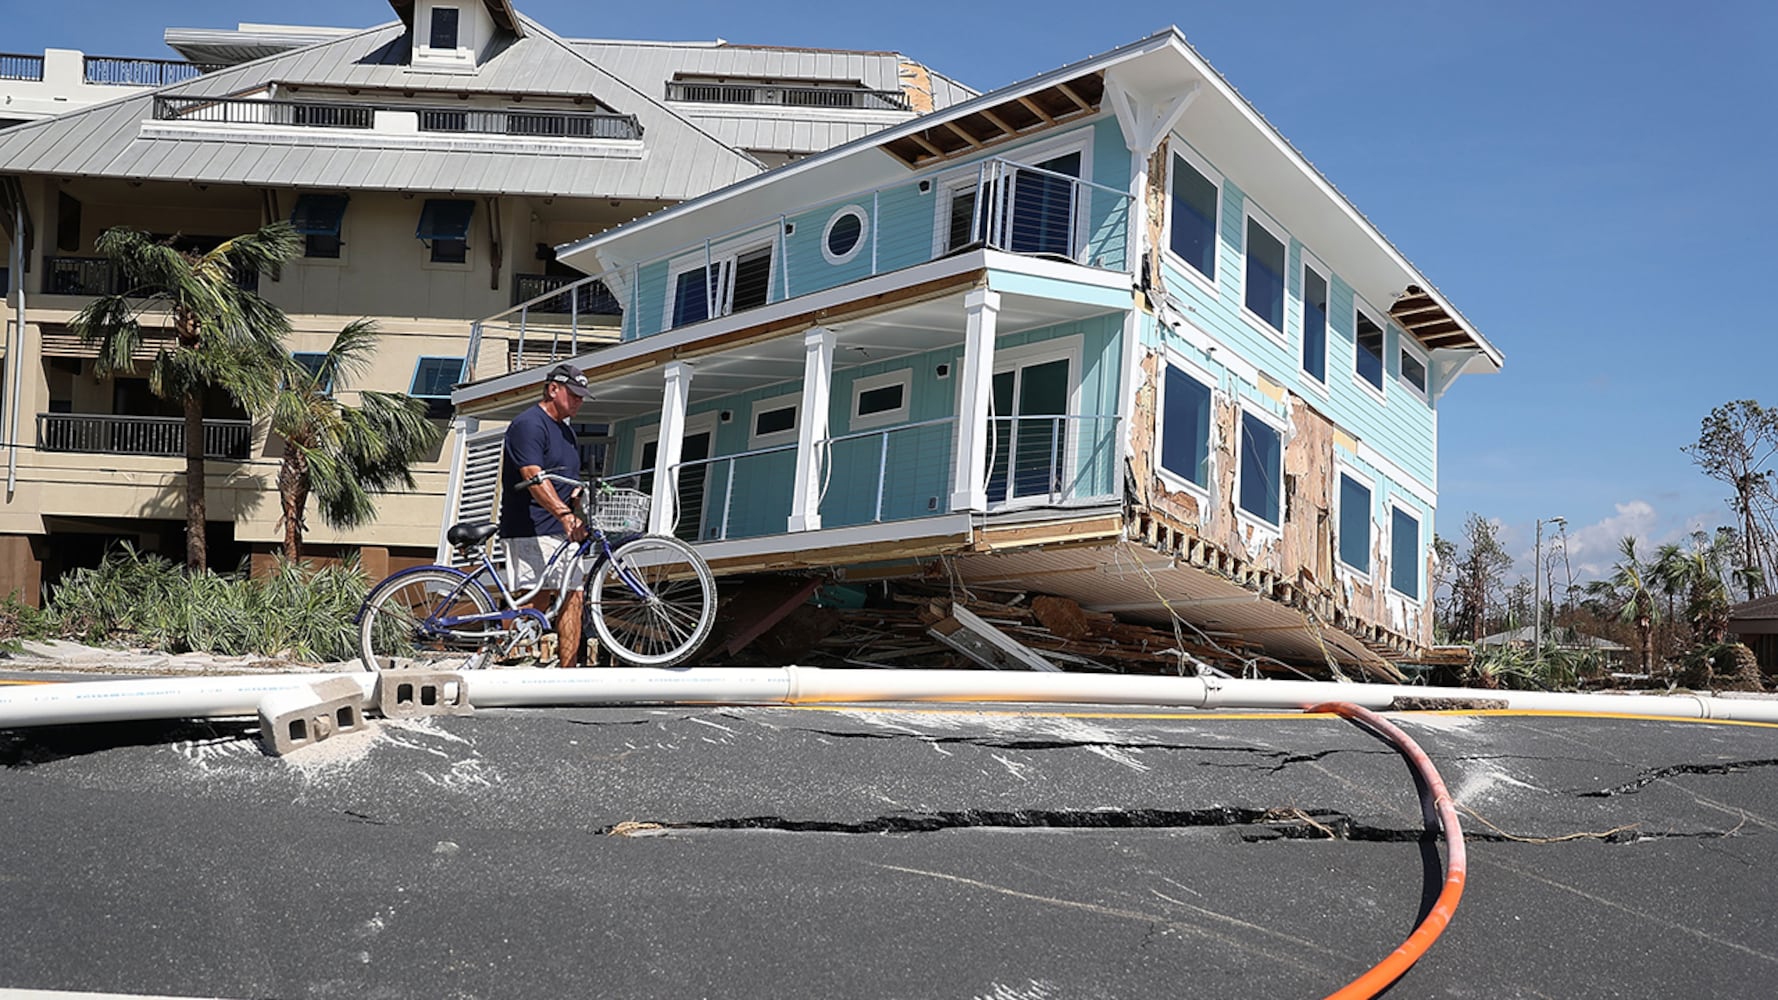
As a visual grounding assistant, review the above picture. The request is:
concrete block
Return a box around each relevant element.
[374,671,472,719]
[258,677,369,756]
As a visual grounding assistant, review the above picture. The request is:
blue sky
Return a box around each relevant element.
[13,1,1777,581]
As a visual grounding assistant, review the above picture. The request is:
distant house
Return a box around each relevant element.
[1477,626,1629,663]
[1728,596,1778,673]
[446,28,1504,674]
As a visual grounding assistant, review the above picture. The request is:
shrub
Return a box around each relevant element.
[42,545,371,662]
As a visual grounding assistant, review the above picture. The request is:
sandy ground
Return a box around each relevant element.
[1,638,351,676]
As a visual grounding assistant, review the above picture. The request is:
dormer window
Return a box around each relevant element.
[429,8,460,50]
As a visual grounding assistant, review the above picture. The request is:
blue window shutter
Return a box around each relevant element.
[416,199,476,241]
[289,194,349,236]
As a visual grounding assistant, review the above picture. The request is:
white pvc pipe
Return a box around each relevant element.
[3,667,1777,732]
[0,674,375,728]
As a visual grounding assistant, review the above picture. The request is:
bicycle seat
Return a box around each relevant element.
[446,522,500,548]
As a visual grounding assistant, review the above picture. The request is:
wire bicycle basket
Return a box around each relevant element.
[590,487,650,534]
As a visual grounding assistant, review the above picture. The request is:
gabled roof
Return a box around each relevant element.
[556,27,1502,370]
[0,16,762,202]
[388,0,523,37]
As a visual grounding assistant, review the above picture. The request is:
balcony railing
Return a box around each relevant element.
[152,96,643,140]
[417,108,643,140]
[42,256,258,297]
[469,154,1132,379]
[511,273,622,315]
[665,80,909,112]
[37,413,253,461]
[0,53,44,82]
[84,56,222,87]
[641,413,1119,543]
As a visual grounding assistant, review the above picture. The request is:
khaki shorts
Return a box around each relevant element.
[504,534,587,593]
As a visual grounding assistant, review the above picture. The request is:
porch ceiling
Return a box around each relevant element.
[479,277,1128,423]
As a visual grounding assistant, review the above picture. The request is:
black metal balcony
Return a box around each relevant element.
[511,274,622,315]
[84,56,222,86]
[43,256,259,297]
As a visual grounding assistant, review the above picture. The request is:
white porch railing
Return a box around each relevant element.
[36,413,253,461]
[466,154,1133,380]
[643,413,1120,543]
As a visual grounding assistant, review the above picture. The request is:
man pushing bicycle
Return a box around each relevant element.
[499,364,591,667]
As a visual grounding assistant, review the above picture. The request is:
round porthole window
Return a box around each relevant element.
[821,205,868,265]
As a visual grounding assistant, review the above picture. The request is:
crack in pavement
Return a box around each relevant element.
[787,727,1388,770]
[1580,758,1778,797]
[595,807,1742,844]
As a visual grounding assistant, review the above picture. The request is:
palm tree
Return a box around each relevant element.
[1663,528,1763,646]
[72,224,300,570]
[271,320,440,561]
[1586,536,1659,674]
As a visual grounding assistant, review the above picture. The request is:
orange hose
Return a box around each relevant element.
[1308,702,1467,1000]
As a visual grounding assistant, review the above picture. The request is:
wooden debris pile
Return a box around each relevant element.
[790,582,1313,677]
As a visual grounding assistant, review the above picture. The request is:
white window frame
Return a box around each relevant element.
[1153,347,1217,500]
[631,410,722,480]
[1351,299,1389,404]
[1387,499,1424,603]
[1161,140,1223,295]
[958,334,1085,512]
[930,129,1094,259]
[848,368,911,431]
[1233,402,1287,532]
[1297,248,1330,394]
[1333,462,1374,579]
[1396,329,1430,403]
[748,391,802,449]
[661,231,778,331]
[820,204,870,266]
[1239,201,1290,345]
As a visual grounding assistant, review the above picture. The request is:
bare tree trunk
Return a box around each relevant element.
[183,392,207,571]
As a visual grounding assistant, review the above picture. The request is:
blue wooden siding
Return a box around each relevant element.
[616,118,1132,343]
[1155,142,1437,492]
[610,314,1124,540]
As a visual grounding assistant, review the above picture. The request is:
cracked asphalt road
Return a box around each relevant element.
[3,701,1778,998]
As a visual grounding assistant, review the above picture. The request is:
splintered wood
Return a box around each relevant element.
[800,584,1293,677]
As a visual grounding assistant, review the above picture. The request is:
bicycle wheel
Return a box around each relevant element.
[359,568,498,671]
[589,535,716,667]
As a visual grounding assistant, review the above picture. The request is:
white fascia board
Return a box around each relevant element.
[552,30,1185,269]
[692,512,975,565]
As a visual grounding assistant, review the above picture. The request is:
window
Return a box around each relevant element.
[1158,363,1211,490]
[429,7,460,49]
[667,243,774,329]
[1337,472,1371,573]
[1355,308,1385,392]
[1301,264,1328,384]
[748,393,799,448]
[1237,410,1282,525]
[850,369,911,429]
[822,206,868,265]
[1168,151,1218,281]
[1391,505,1421,599]
[942,146,1082,256]
[416,199,474,265]
[1244,213,1286,334]
[410,356,464,418]
[290,193,349,260]
[291,352,329,390]
[1399,341,1428,399]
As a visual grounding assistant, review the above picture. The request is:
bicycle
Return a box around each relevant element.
[355,474,718,670]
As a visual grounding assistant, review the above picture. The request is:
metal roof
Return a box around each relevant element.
[0,16,764,202]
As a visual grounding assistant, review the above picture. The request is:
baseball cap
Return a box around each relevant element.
[545,364,590,397]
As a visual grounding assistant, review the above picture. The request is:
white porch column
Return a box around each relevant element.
[949,288,1001,513]
[648,361,695,535]
[788,325,835,532]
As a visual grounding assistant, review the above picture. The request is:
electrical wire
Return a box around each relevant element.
[1308,701,1466,1000]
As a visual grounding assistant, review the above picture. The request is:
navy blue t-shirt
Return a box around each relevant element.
[500,404,580,538]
